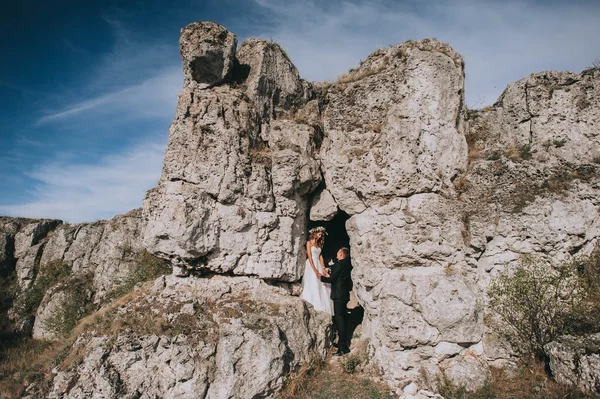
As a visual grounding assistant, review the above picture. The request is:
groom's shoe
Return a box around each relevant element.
[334,348,350,356]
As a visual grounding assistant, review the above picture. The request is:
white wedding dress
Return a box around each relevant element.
[300,246,333,315]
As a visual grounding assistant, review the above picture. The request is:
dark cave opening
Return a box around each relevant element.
[307,210,351,266]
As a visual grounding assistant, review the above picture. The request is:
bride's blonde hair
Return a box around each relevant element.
[308,226,326,248]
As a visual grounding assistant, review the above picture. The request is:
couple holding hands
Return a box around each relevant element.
[300,226,353,356]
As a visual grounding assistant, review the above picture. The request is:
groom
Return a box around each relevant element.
[320,247,353,356]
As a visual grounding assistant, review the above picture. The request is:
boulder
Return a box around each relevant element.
[309,188,338,221]
[546,334,600,394]
[179,21,237,88]
[440,353,490,392]
[142,25,322,281]
[46,275,330,399]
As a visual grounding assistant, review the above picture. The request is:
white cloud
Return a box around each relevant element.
[250,0,600,106]
[0,138,166,223]
[36,66,181,125]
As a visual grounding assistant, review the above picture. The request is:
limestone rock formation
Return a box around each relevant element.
[141,28,488,390]
[0,210,169,338]
[142,22,321,281]
[2,20,600,397]
[45,275,329,399]
[546,334,600,394]
[180,21,237,88]
[461,67,600,368]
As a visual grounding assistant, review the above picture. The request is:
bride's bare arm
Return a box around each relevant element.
[306,241,321,278]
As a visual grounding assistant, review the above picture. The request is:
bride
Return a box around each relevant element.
[300,226,334,315]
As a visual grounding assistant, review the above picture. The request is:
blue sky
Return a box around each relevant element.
[1,0,599,223]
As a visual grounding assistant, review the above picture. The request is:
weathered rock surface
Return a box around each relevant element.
[237,38,308,119]
[320,40,467,214]
[180,21,237,88]
[0,210,170,339]
[309,188,338,221]
[546,334,600,393]
[142,23,321,281]
[44,275,329,399]
[460,67,600,367]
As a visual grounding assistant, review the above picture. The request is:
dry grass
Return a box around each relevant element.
[366,123,384,133]
[468,146,483,164]
[0,335,54,398]
[541,166,596,194]
[440,361,597,399]
[0,287,151,397]
[453,175,472,196]
[249,142,272,166]
[503,145,522,162]
[337,64,386,84]
[278,355,392,399]
[464,123,489,165]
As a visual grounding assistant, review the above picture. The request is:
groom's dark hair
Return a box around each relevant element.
[339,247,350,258]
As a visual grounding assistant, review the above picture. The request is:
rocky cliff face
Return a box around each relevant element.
[139,24,489,390]
[142,22,320,281]
[2,20,599,398]
[44,276,328,399]
[462,69,600,373]
[0,210,153,339]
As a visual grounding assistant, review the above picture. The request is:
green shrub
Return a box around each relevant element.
[14,261,70,317]
[486,151,501,161]
[0,272,17,331]
[519,144,533,160]
[488,250,600,360]
[43,273,94,337]
[107,249,171,300]
[552,139,567,148]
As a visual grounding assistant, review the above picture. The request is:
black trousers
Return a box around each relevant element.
[333,299,349,351]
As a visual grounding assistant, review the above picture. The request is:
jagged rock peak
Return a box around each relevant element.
[237,38,310,118]
[179,21,237,88]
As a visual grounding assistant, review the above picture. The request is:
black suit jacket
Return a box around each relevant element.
[320,257,353,301]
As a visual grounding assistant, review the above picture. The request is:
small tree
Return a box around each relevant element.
[488,251,600,360]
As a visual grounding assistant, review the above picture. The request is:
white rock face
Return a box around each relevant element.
[313,39,479,387]
[179,21,237,88]
[309,188,338,221]
[546,334,600,394]
[320,41,468,214]
[1,210,168,338]
[142,23,322,281]
[46,275,330,399]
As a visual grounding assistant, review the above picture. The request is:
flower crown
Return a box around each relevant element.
[309,226,327,235]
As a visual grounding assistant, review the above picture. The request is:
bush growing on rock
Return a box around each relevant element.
[40,273,95,337]
[488,248,600,360]
[0,271,17,331]
[105,248,172,300]
[14,260,70,317]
